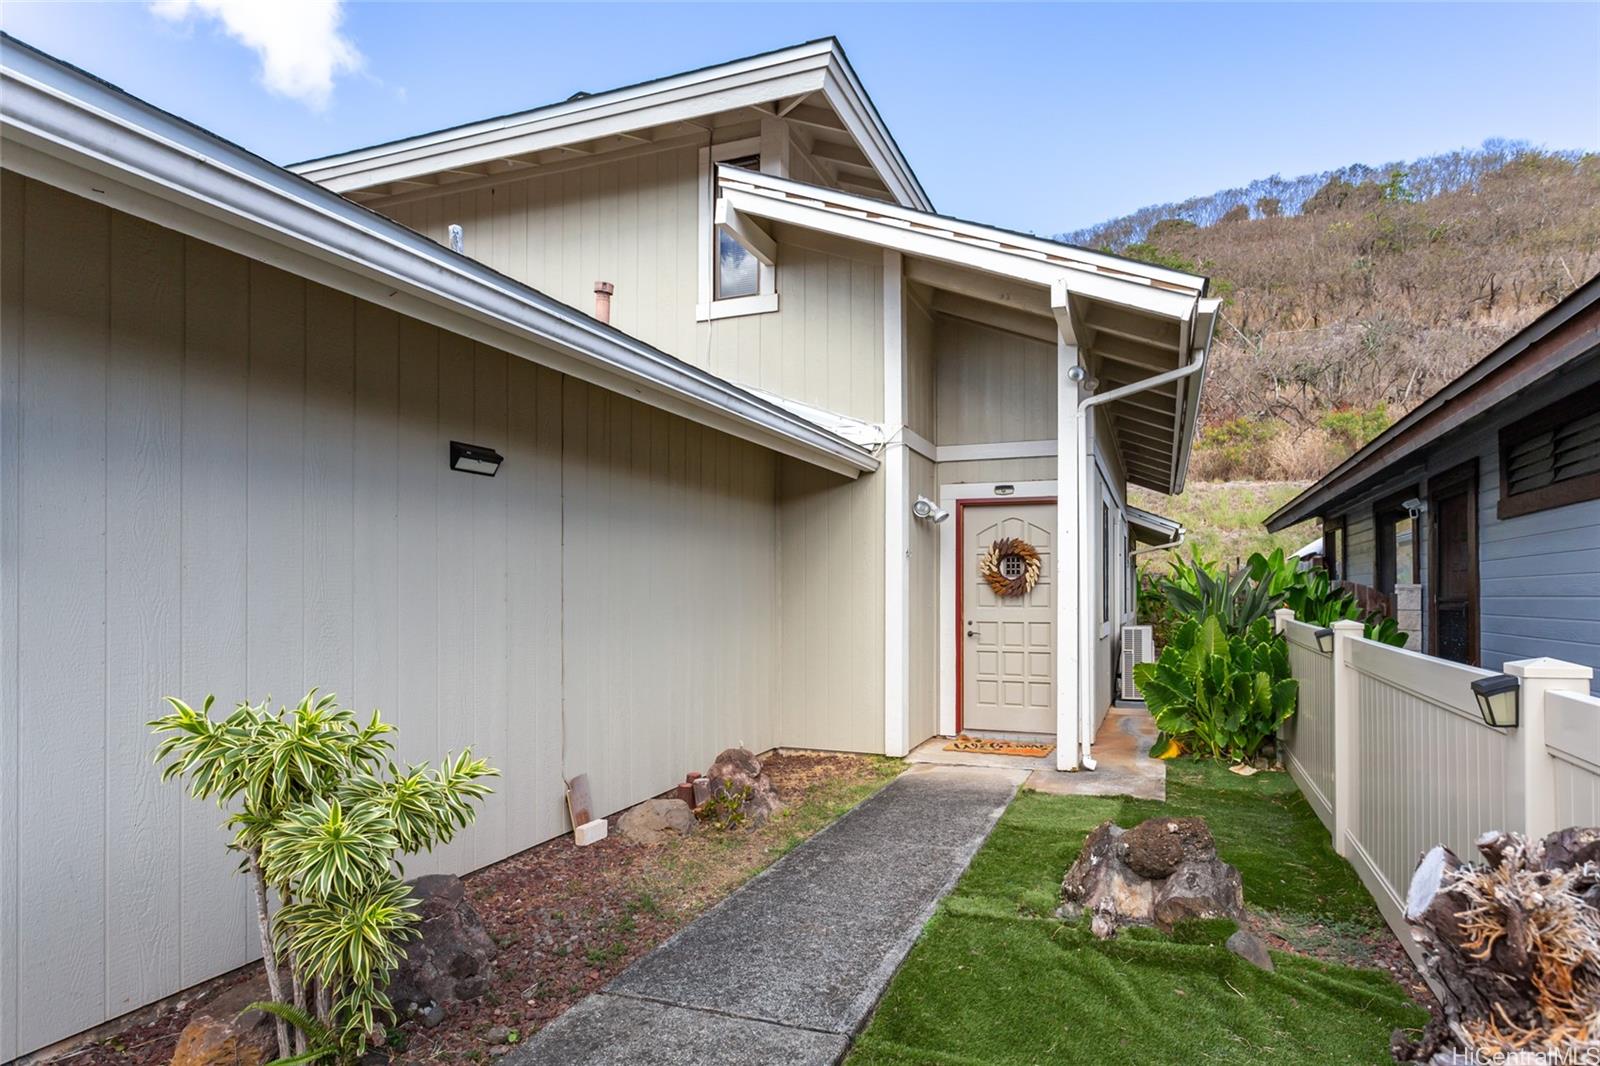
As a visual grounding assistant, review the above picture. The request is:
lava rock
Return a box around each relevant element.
[169,976,277,1066]
[705,747,783,827]
[1227,929,1275,972]
[386,875,498,1017]
[1058,822,1153,927]
[1122,816,1216,880]
[1151,859,1245,929]
[617,798,697,845]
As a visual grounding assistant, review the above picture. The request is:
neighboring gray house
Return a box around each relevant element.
[1266,275,1600,688]
[1,36,1216,1056]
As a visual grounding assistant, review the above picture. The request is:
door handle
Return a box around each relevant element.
[966,629,978,638]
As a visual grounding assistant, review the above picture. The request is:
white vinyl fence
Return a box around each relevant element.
[1274,609,1600,959]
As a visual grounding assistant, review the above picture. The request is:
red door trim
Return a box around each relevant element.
[954,496,1058,736]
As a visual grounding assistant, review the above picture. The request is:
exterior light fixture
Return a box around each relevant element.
[912,495,950,523]
[1314,627,1335,655]
[450,441,503,477]
[994,484,1016,496]
[1470,674,1520,729]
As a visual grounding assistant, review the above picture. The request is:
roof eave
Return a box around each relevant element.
[0,35,878,480]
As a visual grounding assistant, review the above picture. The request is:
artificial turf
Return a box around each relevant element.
[846,761,1428,1066]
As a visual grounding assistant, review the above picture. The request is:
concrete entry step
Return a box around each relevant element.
[508,764,1025,1066]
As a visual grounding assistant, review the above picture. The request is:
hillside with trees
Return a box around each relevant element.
[1064,142,1600,483]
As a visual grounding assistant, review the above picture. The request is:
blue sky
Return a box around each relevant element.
[3,2,1597,234]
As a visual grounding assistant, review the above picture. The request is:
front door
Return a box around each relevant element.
[1430,463,1479,665]
[961,501,1055,734]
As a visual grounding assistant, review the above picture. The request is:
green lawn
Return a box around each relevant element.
[847,762,1427,1066]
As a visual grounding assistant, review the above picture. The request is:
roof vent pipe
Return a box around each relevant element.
[594,281,614,324]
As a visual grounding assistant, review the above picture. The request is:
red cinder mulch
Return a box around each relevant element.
[49,752,897,1066]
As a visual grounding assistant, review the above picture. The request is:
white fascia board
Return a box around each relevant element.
[1168,297,1220,494]
[1126,505,1183,542]
[722,167,1203,294]
[818,64,930,211]
[0,42,876,480]
[294,41,837,189]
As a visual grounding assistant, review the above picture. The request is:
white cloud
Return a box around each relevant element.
[151,0,363,110]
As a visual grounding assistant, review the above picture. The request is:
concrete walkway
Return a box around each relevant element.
[509,764,1025,1065]
[905,705,1166,800]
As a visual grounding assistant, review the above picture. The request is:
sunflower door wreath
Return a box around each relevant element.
[980,537,1041,598]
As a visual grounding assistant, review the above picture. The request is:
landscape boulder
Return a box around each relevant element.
[705,747,783,827]
[170,976,277,1066]
[1122,817,1216,879]
[618,797,697,844]
[386,874,498,1019]
[1059,817,1243,937]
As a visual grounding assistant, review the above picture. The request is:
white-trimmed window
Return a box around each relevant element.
[698,139,777,320]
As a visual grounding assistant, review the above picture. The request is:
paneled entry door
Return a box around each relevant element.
[961,501,1055,734]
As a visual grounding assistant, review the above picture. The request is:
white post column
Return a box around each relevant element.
[882,249,910,758]
[1329,618,1363,856]
[1273,607,1295,635]
[1056,337,1082,770]
[1504,657,1593,840]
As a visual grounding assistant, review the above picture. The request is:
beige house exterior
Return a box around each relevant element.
[0,36,1215,1056]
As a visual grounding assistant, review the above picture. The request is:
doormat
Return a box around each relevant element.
[944,735,1055,758]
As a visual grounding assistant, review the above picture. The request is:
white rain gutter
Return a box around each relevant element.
[1065,311,1208,771]
[0,36,878,480]
[1131,530,1187,558]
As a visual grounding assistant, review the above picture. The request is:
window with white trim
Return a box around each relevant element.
[698,140,777,320]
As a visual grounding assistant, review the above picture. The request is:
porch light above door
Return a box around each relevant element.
[450,441,503,477]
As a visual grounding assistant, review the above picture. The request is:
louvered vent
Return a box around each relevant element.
[1120,625,1155,702]
[1506,408,1600,496]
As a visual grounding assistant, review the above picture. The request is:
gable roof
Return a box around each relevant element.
[1265,274,1600,531]
[0,32,878,479]
[715,165,1221,494]
[290,37,931,212]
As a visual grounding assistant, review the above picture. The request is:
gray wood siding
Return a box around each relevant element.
[382,146,701,362]
[905,293,937,439]
[0,176,784,1057]
[1323,354,1600,693]
[775,459,885,753]
[697,227,884,423]
[935,317,1056,445]
[380,163,885,424]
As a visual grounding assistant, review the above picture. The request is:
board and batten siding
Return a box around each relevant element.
[775,458,886,753]
[1325,353,1600,693]
[380,162,885,425]
[0,175,784,1058]
[935,316,1056,446]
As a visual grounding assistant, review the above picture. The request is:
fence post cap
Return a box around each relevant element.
[1273,607,1295,619]
[1330,619,1365,634]
[1503,657,1594,681]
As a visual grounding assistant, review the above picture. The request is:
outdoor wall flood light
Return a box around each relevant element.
[1471,674,1520,729]
[450,441,503,477]
[1314,627,1335,655]
[912,495,950,523]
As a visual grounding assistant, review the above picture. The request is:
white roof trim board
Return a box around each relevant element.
[1127,505,1184,545]
[0,34,878,479]
[717,166,1221,494]
[291,38,931,211]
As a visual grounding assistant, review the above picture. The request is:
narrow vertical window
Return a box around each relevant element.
[714,154,761,299]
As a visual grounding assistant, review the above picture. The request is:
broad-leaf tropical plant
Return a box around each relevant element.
[1134,615,1299,761]
[151,691,497,1060]
[1245,548,1408,647]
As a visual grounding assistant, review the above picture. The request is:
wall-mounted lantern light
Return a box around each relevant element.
[1314,627,1335,655]
[912,495,950,523]
[1470,674,1520,729]
[994,484,1016,496]
[450,441,503,477]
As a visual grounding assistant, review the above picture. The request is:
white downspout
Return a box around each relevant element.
[1067,317,1207,770]
[1130,528,1187,558]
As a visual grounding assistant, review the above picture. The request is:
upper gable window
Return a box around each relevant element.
[698,140,777,321]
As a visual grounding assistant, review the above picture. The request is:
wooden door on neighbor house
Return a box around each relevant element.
[1429,462,1480,665]
[960,500,1056,734]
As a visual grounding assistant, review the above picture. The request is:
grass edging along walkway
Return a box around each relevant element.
[847,761,1429,1066]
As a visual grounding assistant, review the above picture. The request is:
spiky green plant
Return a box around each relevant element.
[151,691,497,1057]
